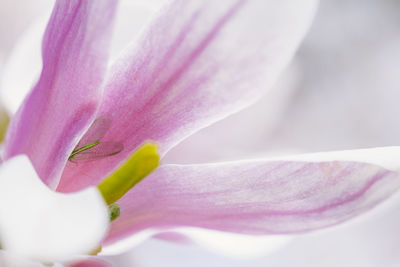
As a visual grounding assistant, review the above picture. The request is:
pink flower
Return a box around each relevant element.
[2,0,400,265]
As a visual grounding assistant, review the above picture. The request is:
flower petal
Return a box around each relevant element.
[0,10,51,115]
[0,156,109,262]
[58,0,317,192]
[154,228,292,259]
[163,62,300,164]
[103,147,400,247]
[3,0,117,188]
[66,257,113,267]
[0,250,44,267]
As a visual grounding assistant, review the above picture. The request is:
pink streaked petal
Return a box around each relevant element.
[58,0,317,192]
[103,147,400,247]
[3,0,117,188]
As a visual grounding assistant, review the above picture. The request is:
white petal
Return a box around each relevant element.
[0,156,109,262]
[0,16,48,114]
[0,250,45,267]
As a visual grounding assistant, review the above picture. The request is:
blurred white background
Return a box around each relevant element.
[1,0,400,266]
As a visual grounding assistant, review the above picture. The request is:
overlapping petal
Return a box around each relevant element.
[103,147,400,247]
[0,156,109,262]
[58,0,317,192]
[3,0,117,188]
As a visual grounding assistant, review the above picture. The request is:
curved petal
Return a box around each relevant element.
[0,156,109,262]
[152,228,291,259]
[3,0,118,188]
[163,62,301,164]
[67,257,113,267]
[58,0,317,192]
[0,0,161,115]
[103,147,400,247]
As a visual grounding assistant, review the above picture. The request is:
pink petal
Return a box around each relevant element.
[103,147,400,246]
[3,0,117,188]
[58,0,317,192]
[67,258,113,267]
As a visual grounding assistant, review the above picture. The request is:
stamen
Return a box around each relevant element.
[98,143,159,205]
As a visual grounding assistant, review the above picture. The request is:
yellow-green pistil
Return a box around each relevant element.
[98,142,160,205]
